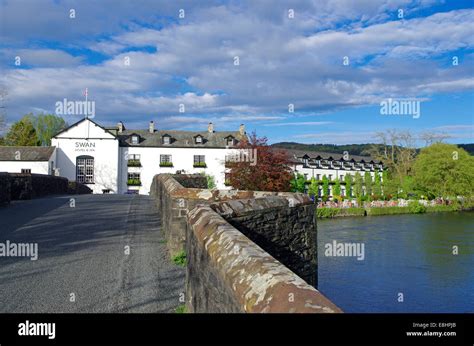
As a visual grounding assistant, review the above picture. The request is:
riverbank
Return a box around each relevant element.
[316,203,473,218]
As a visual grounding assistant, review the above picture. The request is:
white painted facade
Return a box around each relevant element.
[0,160,54,175]
[47,118,237,194]
[51,120,120,194]
[0,147,57,175]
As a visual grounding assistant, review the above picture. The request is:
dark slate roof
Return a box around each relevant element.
[281,149,381,163]
[118,129,245,148]
[0,146,55,161]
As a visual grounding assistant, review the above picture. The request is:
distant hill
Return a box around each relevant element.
[458,143,474,155]
[271,142,379,156]
[272,142,474,156]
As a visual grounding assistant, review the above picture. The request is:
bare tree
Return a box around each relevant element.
[368,129,417,185]
[419,131,449,146]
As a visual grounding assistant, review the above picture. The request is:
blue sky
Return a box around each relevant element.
[0,0,473,145]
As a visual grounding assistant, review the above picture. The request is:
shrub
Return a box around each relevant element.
[159,162,173,167]
[408,201,427,214]
[172,251,186,266]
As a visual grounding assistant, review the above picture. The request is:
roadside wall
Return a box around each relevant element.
[150,174,341,313]
[0,173,92,205]
[150,174,294,257]
[186,204,340,313]
[212,197,317,287]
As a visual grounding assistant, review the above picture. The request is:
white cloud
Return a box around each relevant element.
[1,1,473,129]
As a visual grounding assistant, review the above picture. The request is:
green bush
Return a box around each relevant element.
[127,178,141,186]
[408,201,427,214]
[426,204,461,213]
[366,207,411,216]
[159,162,173,167]
[172,251,187,266]
[316,207,366,218]
[175,305,186,313]
[317,208,339,218]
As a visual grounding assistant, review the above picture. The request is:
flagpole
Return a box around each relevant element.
[85,88,90,139]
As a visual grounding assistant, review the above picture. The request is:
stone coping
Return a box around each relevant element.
[154,174,311,203]
[187,204,342,313]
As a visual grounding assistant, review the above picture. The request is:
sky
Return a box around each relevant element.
[0,0,473,145]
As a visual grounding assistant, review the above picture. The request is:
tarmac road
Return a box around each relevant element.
[0,194,185,313]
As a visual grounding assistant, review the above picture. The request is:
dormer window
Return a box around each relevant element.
[131,135,139,145]
[162,134,171,145]
[195,135,203,144]
[225,135,235,147]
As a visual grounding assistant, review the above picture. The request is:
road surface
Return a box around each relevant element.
[0,194,185,313]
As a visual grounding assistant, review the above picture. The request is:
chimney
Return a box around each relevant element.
[117,121,124,134]
[149,120,154,134]
[208,122,214,133]
[239,124,245,136]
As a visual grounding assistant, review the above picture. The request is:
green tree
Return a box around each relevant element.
[307,177,318,198]
[364,171,373,198]
[344,174,352,198]
[334,178,341,196]
[354,172,363,198]
[322,175,330,200]
[373,172,382,198]
[5,116,40,146]
[31,113,67,146]
[290,173,306,193]
[412,143,474,198]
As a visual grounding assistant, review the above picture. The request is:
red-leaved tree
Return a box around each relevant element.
[226,132,293,191]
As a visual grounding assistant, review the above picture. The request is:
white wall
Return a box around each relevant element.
[51,119,120,194]
[119,147,236,194]
[0,161,51,174]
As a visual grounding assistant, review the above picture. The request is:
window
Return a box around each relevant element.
[340,175,344,181]
[329,174,333,181]
[160,155,172,163]
[227,137,234,146]
[195,136,203,144]
[128,172,140,180]
[193,155,206,167]
[127,154,141,167]
[127,172,141,185]
[160,154,173,167]
[303,158,309,166]
[131,135,139,145]
[21,168,31,174]
[304,173,308,180]
[162,136,170,145]
[76,156,94,184]
[316,174,321,180]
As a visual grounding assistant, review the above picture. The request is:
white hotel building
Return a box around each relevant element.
[0,118,383,197]
[44,118,246,194]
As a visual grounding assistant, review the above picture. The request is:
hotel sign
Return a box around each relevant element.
[75,141,96,152]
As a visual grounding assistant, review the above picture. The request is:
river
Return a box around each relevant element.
[317,212,474,312]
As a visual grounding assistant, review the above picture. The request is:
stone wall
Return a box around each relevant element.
[0,172,11,206]
[150,173,341,313]
[149,174,305,257]
[0,173,91,206]
[172,174,207,189]
[212,197,317,287]
[186,204,341,313]
[67,181,93,195]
